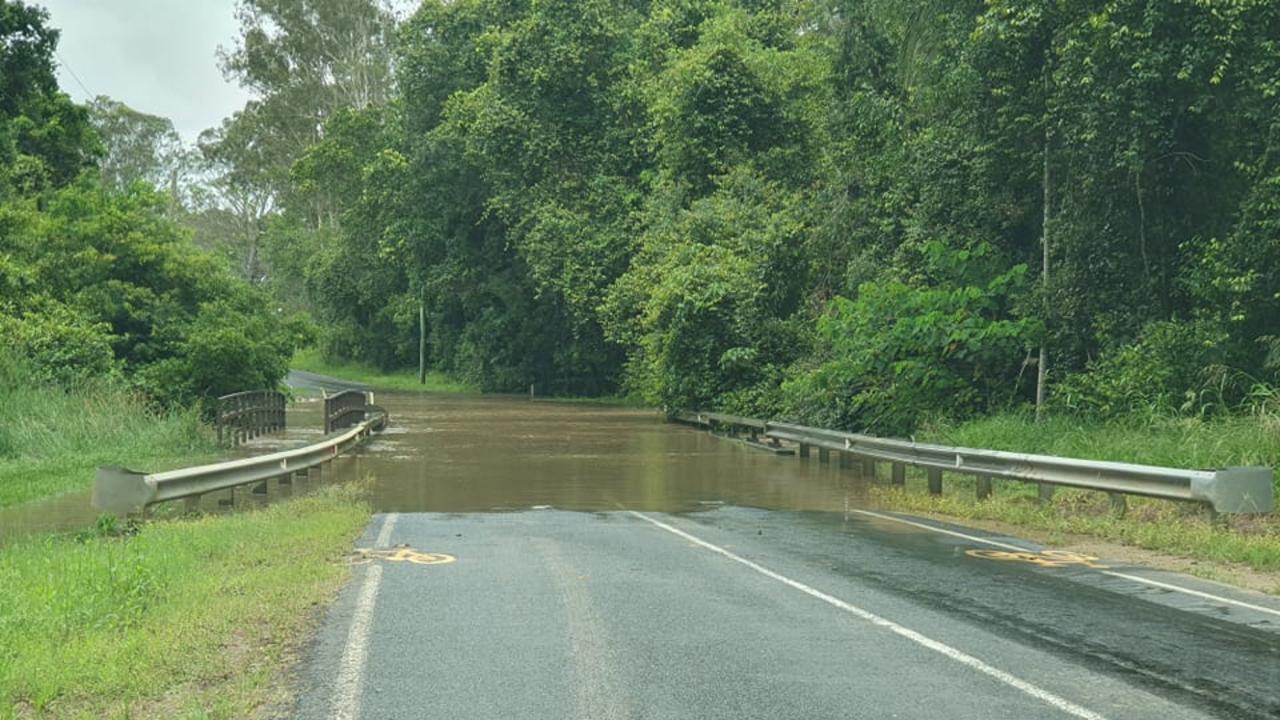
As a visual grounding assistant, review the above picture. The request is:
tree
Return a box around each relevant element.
[86,96,202,211]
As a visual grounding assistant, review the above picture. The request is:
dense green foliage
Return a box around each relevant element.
[13,0,1280,436]
[259,0,1280,431]
[0,1,295,408]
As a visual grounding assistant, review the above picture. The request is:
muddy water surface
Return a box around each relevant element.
[0,393,871,542]
[356,394,869,514]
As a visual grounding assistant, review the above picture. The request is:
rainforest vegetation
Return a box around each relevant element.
[5,0,1280,440]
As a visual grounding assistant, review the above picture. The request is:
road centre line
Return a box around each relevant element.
[849,508,1280,620]
[628,511,1108,720]
[332,513,399,720]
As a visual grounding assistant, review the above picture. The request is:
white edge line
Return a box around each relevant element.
[628,510,1107,720]
[848,508,1280,620]
[331,513,398,720]
[331,563,382,720]
[849,508,1031,553]
[375,512,399,548]
[1099,570,1280,619]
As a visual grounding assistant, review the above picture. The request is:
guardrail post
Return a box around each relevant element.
[891,463,906,486]
[184,495,201,513]
[818,447,830,463]
[219,487,235,507]
[862,459,876,480]
[838,452,852,469]
[1108,492,1126,517]
[927,468,943,495]
[1038,483,1056,504]
[799,443,810,459]
[252,480,268,495]
[976,475,992,500]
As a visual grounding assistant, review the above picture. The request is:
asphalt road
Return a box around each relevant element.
[285,369,369,394]
[292,506,1280,720]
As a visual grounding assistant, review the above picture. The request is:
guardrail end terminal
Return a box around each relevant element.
[1200,467,1275,514]
[92,465,155,515]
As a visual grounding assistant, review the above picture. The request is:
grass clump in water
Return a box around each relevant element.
[0,484,369,719]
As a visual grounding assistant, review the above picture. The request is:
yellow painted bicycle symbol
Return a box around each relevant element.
[965,549,1108,569]
[352,547,456,566]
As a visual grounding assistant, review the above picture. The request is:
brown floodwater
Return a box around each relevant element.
[0,393,872,542]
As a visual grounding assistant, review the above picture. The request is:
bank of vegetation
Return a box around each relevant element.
[0,4,309,504]
[206,0,1280,491]
[0,351,215,508]
[0,484,369,719]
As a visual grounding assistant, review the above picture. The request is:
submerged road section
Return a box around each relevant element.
[287,392,1280,719]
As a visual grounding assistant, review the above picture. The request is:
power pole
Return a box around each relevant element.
[418,299,426,385]
[1036,116,1051,421]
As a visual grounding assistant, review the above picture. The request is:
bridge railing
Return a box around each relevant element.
[216,390,287,447]
[673,411,1274,515]
[94,408,389,515]
[324,390,373,434]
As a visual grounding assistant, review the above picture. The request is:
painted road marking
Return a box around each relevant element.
[353,547,456,565]
[331,512,398,720]
[850,508,1280,620]
[629,511,1108,720]
[966,549,1109,569]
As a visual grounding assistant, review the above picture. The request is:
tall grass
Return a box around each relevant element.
[0,484,368,719]
[919,409,1280,477]
[0,357,214,507]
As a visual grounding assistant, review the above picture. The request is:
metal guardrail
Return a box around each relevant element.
[325,389,373,434]
[674,412,1275,514]
[93,409,389,515]
[216,390,287,446]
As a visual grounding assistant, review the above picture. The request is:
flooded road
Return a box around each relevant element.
[353,393,868,514]
[0,391,866,542]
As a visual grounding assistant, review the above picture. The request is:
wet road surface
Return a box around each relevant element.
[286,390,1280,719]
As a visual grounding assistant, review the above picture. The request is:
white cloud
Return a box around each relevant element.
[36,0,254,143]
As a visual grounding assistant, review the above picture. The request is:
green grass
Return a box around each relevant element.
[871,480,1280,581]
[871,410,1280,579]
[291,347,476,394]
[0,381,216,508]
[917,410,1280,474]
[0,484,370,719]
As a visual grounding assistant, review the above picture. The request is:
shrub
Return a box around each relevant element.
[782,262,1034,436]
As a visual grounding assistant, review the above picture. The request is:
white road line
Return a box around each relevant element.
[375,512,399,547]
[848,508,1032,552]
[332,564,382,720]
[331,513,398,720]
[849,508,1280,619]
[629,511,1108,720]
[1100,570,1280,619]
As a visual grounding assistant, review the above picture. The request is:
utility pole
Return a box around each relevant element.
[418,298,426,385]
[1036,97,1051,422]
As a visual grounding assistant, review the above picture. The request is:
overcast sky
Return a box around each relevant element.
[37,0,253,144]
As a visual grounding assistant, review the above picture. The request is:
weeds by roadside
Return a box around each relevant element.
[0,484,369,720]
[0,370,216,508]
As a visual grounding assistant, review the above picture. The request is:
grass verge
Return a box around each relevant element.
[0,381,215,508]
[291,347,476,394]
[867,453,1280,590]
[0,484,369,719]
[918,410,1280,477]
